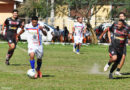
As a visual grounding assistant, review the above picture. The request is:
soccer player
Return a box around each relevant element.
[72,17,87,54]
[1,9,24,65]
[17,16,47,78]
[103,20,130,79]
[99,12,129,75]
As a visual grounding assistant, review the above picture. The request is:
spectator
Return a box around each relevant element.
[53,26,60,42]
[63,26,69,42]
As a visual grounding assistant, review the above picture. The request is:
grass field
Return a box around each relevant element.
[0,42,130,90]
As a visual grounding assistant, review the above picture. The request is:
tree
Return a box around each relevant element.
[110,0,130,19]
[55,0,130,44]
[55,0,108,44]
[18,0,51,18]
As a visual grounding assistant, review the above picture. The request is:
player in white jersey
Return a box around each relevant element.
[17,16,47,78]
[72,17,87,54]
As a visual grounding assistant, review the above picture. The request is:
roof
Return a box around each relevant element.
[14,0,23,3]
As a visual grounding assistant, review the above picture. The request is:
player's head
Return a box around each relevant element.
[31,16,38,27]
[117,19,125,29]
[77,17,83,23]
[12,9,18,19]
[118,12,126,20]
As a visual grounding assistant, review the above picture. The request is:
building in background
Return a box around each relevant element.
[0,0,23,25]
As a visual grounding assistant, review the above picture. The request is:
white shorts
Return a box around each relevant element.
[74,36,83,44]
[28,45,43,59]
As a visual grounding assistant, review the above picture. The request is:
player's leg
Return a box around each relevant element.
[109,54,122,79]
[5,42,16,65]
[29,52,38,78]
[76,43,82,54]
[104,55,117,71]
[109,62,118,79]
[73,43,77,52]
[73,36,77,52]
[29,52,35,70]
[37,59,42,78]
[35,45,43,78]
[76,37,82,54]
[115,46,126,75]
[104,45,117,71]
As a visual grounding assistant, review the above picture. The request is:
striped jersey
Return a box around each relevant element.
[24,23,43,46]
[74,22,85,37]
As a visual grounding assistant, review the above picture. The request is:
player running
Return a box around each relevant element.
[17,16,47,78]
[99,12,129,76]
[1,9,24,65]
[72,17,87,54]
[103,20,130,79]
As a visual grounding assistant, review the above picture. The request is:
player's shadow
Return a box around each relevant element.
[80,52,84,54]
[121,72,130,75]
[42,75,55,78]
[113,77,130,79]
[10,64,30,66]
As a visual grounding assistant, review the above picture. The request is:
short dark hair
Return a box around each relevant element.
[32,16,38,21]
[119,12,126,17]
[77,16,82,20]
[118,19,125,25]
[77,16,80,20]
[12,9,18,13]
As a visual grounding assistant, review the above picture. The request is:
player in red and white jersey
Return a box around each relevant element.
[72,17,87,54]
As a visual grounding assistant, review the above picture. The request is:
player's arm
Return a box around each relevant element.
[1,24,5,35]
[17,29,25,37]
[1,19,8,35]
[127,27,130,45]
[20,21,25,30]
[128,34,130,45]
[17,21,25,37]
[39,26,47,36]
[107,28,111,43]
[71,27,75,36]
[83,26,87,34]
[99,27,109,40]
[16,27,25,42]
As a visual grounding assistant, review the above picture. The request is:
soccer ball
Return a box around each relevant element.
[27,69,36,78]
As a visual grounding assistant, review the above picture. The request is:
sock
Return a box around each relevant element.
[6,50,14,61]
[110,63,118,73]
[76,44,80,52]
[30,59,35,69]
[116,68,120,72]
[76,49,79,52]
[37,61,42,71]
[108,62,112,66]
[6,54,10,61]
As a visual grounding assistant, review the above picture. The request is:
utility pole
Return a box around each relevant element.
[50,0,54,26]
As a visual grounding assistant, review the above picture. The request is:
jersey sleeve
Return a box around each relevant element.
[4,19,9,26]
[83,23,86,30]
[127,26,130,35]
[18,20,22,27]
[24,24,28,31]
[109,23,115,32]
[38,21,44,27]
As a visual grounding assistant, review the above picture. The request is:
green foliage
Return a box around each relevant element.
[18,0,51,18]
[109,0,130,18]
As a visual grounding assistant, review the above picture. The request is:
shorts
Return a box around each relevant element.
[74,36,83,44]
[109,45,126,63]
[28,45,43,59]
[6,32,17,45]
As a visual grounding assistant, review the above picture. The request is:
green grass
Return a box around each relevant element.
[0,42,130,90]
